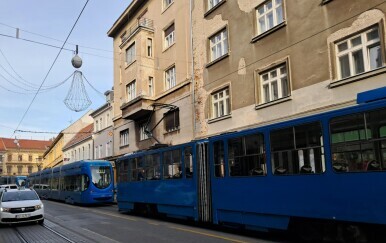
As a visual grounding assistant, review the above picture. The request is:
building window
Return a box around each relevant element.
[164,24,175,49]
[147,38,153,57]
[7,154,12,161]
[259,63,289,104]
[95,120,99,132]
[256,0,284,35]
[127,80,136,101]
[211,88,230,119]
[88,144,91,159]
[28,155,32,161]
[148,77,154,96]
[100,118,103,130]
[99,145,102,159]
[120,129,129,147]
[126,42,136,64]
[163,0,174,10]
[82,147,85,160]
[28,166,33,174]
[139,123,151,141]
[335,26,382,79]
[17,165,22,174]
[0,155,2,162]
[7,166,11,174]
[18,154,22,161]
[208,0,223,10]
[165,66,176,90]
[94,147,98,159]
[210,28,228,62]
[164,109,180,132]
[106,142,109,157]
[106,113,110,125]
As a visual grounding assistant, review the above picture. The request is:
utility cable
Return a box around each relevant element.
[12,0,90,136]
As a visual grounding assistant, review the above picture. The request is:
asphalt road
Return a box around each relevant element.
[0,200,295,243]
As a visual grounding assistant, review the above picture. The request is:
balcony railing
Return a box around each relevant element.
[121,18,154,44]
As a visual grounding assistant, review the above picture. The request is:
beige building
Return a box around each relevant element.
[108,0,194,156]
[192,0,386,137]
[42,133,64,169]
[0,138,51,176]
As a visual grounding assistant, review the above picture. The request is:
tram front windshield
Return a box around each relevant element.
[90,166,112,189]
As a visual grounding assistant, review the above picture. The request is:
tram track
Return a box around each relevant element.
[13,220,85,243]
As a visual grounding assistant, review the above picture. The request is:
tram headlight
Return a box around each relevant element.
[34,204,43,210]
[0,207,10,212]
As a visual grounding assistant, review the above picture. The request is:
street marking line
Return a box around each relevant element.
[169,226,250,243]
[91,210,137,221]
[81,228,121,243]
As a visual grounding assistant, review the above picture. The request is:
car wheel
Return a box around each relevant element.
[38,219,44,225]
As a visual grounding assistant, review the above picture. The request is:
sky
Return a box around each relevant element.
[0,0,130,141]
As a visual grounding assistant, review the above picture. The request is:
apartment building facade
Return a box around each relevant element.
[90,90,114,160]
[63,124,94,164]
[0,138,51,176]
[108,0,194,156]
[191,0,386,137]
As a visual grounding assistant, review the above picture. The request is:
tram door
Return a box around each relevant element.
[196,142,212,223]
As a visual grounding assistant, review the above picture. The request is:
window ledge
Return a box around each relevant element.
[119,144,129,149]
[251,21,287,43]
[162,42,175,53]
[163,128,180,135]
[208,114,232,124]
[205,53,229,68]
[125,60,136,69]
[329,67,386,88]
[204,0,227,18]
[255,96,291,110]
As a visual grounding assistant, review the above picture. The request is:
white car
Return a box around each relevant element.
[0,184,18,190]
[0,188,44,225]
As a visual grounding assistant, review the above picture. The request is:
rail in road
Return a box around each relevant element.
[2,219,91,243]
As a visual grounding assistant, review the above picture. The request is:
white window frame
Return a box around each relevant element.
[147,38,153,57]
[208,0,223,10]
[148,77,154,96]
[165,66,176,90]
[127,80,136,101]
[210,28,228,62]
[256,0,284,35]
[259,63,289,104]
[120,129,129,147]
[163,0,174,10]
[164,24,175,49]
[126,42,136,64]
[139,123,150,141]
[211,88,230,119]
[335,26,382,79]
[94,147,98,159]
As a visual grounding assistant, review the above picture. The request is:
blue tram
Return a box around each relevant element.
[28,160,114,204]
[116,87,386,240]
[0,176,27,187]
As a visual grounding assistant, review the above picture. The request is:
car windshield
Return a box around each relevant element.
[1,191,39,202]
[91,166,112,189]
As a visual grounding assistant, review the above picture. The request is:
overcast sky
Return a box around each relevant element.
[0,0,129,140]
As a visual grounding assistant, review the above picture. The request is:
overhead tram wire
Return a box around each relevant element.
[12,0,90,137]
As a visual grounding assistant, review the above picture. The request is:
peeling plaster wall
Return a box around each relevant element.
[193,0,386,139]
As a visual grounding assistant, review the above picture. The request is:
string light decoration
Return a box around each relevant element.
[64,45,92,112]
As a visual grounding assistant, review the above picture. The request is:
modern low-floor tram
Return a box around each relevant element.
[28,160,114,204]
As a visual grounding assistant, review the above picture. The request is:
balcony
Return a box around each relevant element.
[120,95,153,121]
[120,18,154,48]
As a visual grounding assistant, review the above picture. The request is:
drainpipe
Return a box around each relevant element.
[190,0,196,139]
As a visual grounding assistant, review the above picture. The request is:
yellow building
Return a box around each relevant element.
[0,138,51,176]
[42,133,64,169]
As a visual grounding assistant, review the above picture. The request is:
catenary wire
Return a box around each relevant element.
[12,0,90,137]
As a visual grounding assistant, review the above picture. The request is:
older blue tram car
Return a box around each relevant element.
[116,87,386,240]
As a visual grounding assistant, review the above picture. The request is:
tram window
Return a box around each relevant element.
[271,122,325,175]
[330,109,386,172]
[163,149,182,179]
[144,154,161,180]
[228,133,265,177]
[184,147,193,178]
[117,160,129,182]
[130,157,143,181]
[213,141,225,177]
